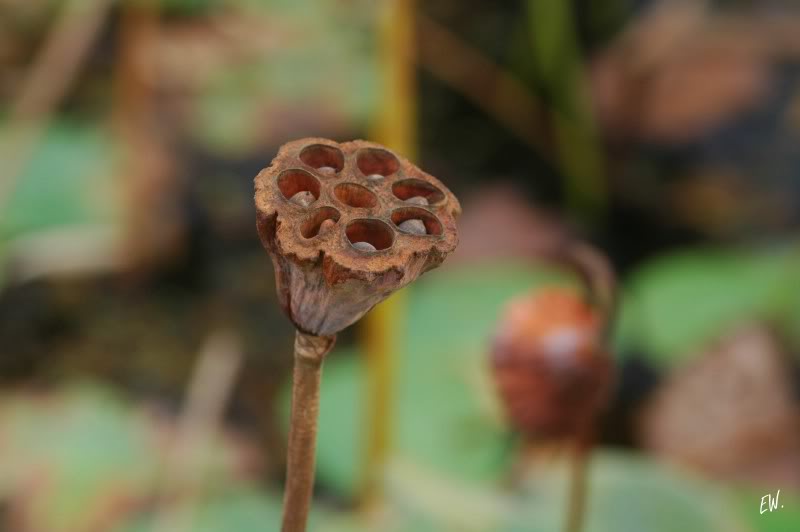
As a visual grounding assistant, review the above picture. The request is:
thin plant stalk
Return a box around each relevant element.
[517,241,609,532]
[524,0,607,223]
[281,331,335,532]
[360,0,417,506]
[564,242,617,532]
[559,241,614,532]
[561,241,616,333]
[564,440,590,532]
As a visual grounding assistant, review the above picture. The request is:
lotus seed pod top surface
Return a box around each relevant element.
[254,138,461,336]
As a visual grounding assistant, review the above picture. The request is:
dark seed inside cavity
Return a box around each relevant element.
[398,219,426,235]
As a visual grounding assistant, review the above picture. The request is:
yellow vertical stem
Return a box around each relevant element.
[372,0,417,158]
[360,0,417,507]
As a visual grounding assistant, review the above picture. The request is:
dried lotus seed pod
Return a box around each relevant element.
[254,138,461,336]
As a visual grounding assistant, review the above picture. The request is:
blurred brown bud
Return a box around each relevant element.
[490,288,612,440]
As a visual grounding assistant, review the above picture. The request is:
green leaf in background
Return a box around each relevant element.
[0,384,156,531]
[116,486,284,532]
[381,456,512,532]
[119,483,370,532]
[503,451,749,532]
[0,121,122,288]
[305,261,577,498]
[1,121,119,240]
[314,349,366,499]
[287,256,800,530]
[368,451,750,532]
[397,263,576,484]
[613,245,800,367]
[0,382,269,532]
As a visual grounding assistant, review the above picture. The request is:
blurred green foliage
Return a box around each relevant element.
[615,246,800,366]
[502,452,745,532]
[734,489,800,532]
[184,0,380,156]
[308,262,577,498]
[1,123,118,236]
[301,260,797,531]
[116,487,283,532]
[0,383,271,532]
[0,121,120,288]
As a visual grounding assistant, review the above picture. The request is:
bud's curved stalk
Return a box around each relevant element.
[558,241,615,532]
[490,239,615,532]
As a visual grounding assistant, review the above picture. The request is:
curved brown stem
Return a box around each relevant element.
[555,240,617,338]
[282,331,336,532]
[555,241,613,532]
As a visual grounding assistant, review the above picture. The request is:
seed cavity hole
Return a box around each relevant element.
[334,183,378,209]
[392,179,445,205]
[299,144,344,174]
[277,169,321,206]
[357,148,399,178]
[391,207,443,236]
[301,207,341,238]
[346,219,394,252]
